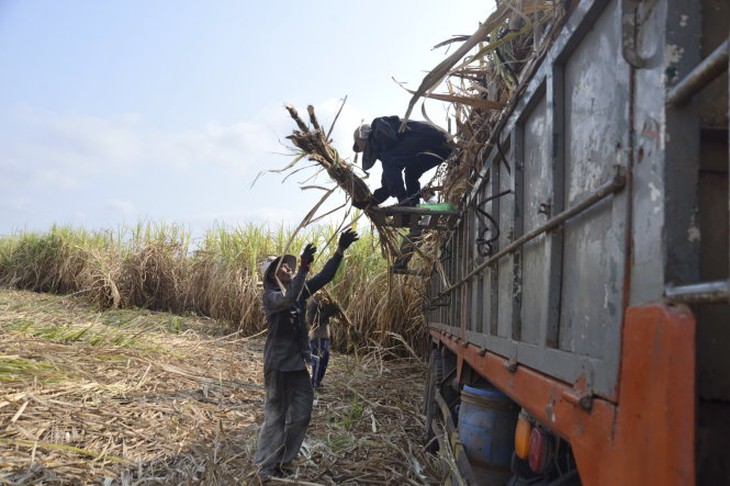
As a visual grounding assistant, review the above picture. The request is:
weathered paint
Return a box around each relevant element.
[431,303,696,485]
[427,0,727,481]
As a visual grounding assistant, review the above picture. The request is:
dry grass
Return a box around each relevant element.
[0,289,445,485]
[0,223,436,358]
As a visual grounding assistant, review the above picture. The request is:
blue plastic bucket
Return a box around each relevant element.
[458,385,519,485]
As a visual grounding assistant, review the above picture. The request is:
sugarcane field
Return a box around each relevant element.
[3,0,730,484]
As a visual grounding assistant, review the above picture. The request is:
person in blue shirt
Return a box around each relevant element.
[352,115,453,208]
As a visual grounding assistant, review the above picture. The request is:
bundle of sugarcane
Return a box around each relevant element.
[403,0,569,208]
[284,103,403,260]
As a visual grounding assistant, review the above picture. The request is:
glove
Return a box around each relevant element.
[338,229,359,250]
[300,243,316,271]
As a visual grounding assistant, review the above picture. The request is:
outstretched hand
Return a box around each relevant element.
[300,243,316,270]
[338,229,359,251]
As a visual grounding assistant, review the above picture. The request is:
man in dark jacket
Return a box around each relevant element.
[352,115,452,208]
[253,229,358,482]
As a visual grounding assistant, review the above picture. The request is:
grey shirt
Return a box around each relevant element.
[261,253,343,373]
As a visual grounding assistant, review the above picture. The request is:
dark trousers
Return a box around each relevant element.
[403,145,452,200]
[309,338,330,387]
[253,369,313,474]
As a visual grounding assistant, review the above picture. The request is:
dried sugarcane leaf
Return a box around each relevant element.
[283,103,404,262]
[402,2,514,122]
[404,89,506,111]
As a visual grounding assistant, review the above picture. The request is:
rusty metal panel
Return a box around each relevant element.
[466,207,480,333]
[472,183,494,336]
[470,155,504,339]
[488,160,502,338]
[497,152,516,339]
[433,0,630,396]
[518,93,551,346]
[558,0,627,368]
[428,0,726,429]
[452,230,462,332]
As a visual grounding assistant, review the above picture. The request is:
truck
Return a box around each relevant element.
[418,0,729,484]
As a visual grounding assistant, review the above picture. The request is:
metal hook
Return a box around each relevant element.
[622,0,648,68]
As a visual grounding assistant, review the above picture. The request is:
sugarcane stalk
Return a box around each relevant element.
[285,103,403,261]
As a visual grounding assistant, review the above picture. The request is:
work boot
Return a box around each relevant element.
[257,467,284,484]
[276,462,293,477]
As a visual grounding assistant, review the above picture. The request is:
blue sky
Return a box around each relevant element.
[0,1,493,242]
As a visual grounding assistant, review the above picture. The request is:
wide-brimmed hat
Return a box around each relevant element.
[259,254,297,282]
[352,123,371,152]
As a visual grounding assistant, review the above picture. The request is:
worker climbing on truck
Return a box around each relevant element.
[351,115,453,209]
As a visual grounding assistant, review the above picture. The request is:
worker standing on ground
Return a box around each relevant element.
[306,291,339,389]
[253,229,359,483]
[352,115,453,209]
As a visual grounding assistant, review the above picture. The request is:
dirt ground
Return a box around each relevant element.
[0,289,443,485]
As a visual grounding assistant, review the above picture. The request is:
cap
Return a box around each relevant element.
[259,254,297,282]
[352,123,371,152]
